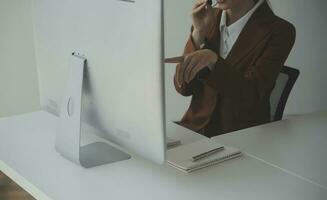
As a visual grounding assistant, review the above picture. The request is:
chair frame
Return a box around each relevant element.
[273,66,300,121]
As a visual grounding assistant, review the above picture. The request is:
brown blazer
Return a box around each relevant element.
[174,2,296,137]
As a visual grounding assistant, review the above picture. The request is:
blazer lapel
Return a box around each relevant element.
[225,2,276,66]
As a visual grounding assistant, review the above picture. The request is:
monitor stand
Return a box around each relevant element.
[55,52,131,168]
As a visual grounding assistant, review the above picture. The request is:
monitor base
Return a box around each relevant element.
[80,142,130,168]
[55,52,130,168]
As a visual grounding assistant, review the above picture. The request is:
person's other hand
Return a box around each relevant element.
[192,0,216,37]
[177,49,218,85]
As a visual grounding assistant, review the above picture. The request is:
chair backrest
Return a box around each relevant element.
[270,66,300,121]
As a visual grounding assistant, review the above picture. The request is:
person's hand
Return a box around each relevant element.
[192,0,216,37]
[177,49,218,85]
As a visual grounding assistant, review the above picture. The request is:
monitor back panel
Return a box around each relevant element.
[33,0,166,164]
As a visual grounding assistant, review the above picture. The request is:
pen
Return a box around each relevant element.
[164,56,184,64]
[192,146,225,162]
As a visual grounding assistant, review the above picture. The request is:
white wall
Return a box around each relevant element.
[270,0,327,115]
[164,1,195,121]
[30,0,327,122]
[1,0,324,122]
[0,0,40,118]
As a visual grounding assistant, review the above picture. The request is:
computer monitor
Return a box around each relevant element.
[32,0,166,167]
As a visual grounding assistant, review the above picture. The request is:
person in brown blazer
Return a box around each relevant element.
[167,0,296,137]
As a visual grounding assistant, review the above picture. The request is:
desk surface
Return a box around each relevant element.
[213,111,327,190]
[0,111,327,200]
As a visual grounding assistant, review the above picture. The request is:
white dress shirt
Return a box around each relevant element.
[205,0,264,71]
[219,0,264,59]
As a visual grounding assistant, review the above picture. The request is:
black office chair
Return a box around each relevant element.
[270,66,300,121]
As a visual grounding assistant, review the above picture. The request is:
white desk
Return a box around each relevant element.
[1,111,327,200]
[212,111,327,190]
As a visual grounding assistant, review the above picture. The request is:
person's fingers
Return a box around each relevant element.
[186,59,202,83]
[175,64,182,87]
[184,65,191,83]
[187,69,198,84]
[182,54,197,82]
[184,55,199,82]
[187,57,208,83]
[184,62,195,83]
[192,3,206,15]
[194,0,207,9]
[180,55,191,84]
[188,60,206,82]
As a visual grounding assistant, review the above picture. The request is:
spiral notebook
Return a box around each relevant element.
[167,139,242,173]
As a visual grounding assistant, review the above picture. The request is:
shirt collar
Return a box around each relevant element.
[219,0,264,32]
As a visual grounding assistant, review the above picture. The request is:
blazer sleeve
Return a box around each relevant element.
[203,21,296,99]
[174,31,203,97]
[174,15,219,97]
